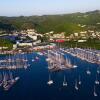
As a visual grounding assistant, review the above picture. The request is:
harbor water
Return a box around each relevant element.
[0,52,100,100]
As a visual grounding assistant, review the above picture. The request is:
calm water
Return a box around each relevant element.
[0,52,100,100]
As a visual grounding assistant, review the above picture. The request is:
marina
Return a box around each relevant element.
[0,0,100,100]
[61,47,100,64]
[0,53,30,70]
[46,49,78,72]
[0,48,100,100]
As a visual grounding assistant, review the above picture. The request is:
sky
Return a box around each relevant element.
[0,0,100,16]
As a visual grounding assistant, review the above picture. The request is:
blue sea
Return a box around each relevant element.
[0,52,100,100]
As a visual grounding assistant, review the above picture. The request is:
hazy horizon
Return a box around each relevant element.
[0,9,100,17]
[0,0,100,16]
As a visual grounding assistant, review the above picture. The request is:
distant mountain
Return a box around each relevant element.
[0,10,100,34]
[86,10,100,14]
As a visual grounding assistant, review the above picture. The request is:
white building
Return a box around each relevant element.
[27,29,36,35]
[28,34,37,40]
[74,33,79,37]
[17,43,33,47]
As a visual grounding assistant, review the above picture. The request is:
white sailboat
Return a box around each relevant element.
[93,86,98,97]
[35,56,39,60]
[9,71,15,83]
[32,58,35,62]
[23,55,28,69]
[78,75,81,85]
[65,57,72,68]
[47,74,53,85]
[73,59,78,68]
[63,75,67,87]
[95,74,99,85]
[97,67,100,74]
[75,79,79,90]
[3,72,8,88]
[0,72,3,86]
[86,67,91,75]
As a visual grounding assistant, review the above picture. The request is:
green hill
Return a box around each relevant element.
[0,10,100,34]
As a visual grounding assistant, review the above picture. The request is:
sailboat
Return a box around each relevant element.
[97,70,100,74]
[9,71,15,83]
[97,67,100,74]
[95,74,99,85]
[75,79,79,90]
[65,56,78,69]
[78,75,81,85]
[73,59,78,68]
[0,72,3,86]
[65,57,72,69]
[32,58,35,62]
[35,56,39,60]
[63,75,67,87]
[86,67,91,75]
[47,74,53,85]
[23,55,28,69]
[3,71,20,91]
[93,85,98,97]
[3,72,8,86]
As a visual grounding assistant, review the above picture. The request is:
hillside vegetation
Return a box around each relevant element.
[0,39,13,50]
[0,10,100,35]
